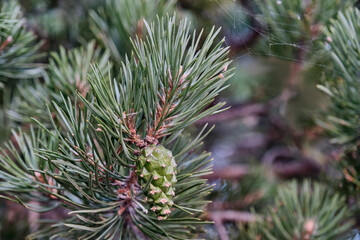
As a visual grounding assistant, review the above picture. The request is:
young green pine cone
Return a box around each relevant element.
[137,145,177,220]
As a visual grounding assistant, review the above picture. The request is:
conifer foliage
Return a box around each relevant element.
[0,15,231,239]
[90,0,175,64]
[3,0,360,239]
[319,7,360,200]
[244,181,353,240]
[254,0,355,58]
[0,1,43,81]
[8,41,111,127]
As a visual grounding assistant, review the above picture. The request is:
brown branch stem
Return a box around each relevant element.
[206,210,258,240]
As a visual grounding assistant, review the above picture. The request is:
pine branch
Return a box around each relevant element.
[318,7,360,145]
[0,1,44,81]
[317,7,360,198]
[8,41,111,128]
[254,0,354,59]
[244,180,353,240]
[23,0,102,46]
[81,16,232,149]
[0,127,60,211]
[90,0,175,64]
[0,15,231,239]
[209,211,257,240]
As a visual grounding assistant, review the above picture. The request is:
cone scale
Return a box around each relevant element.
[137,145,177,219]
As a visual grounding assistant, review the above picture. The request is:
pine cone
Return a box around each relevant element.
[137,145,177,220]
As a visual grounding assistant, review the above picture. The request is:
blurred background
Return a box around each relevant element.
[1,0,359,239]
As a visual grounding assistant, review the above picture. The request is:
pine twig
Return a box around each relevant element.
[208,210,258,240]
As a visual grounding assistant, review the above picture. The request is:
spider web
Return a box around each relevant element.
[213,0,333,71]
[206,0,342,167]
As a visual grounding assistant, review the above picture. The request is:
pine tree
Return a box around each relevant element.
[3,0,360,239]
[0,14,231,239]
[90,0,175,64]
[318,7,360,204]
[0,1,43,82]
[254,0,355,59]
[243,180,353,240]
[226,1,360,239]
[8,41,111,127]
